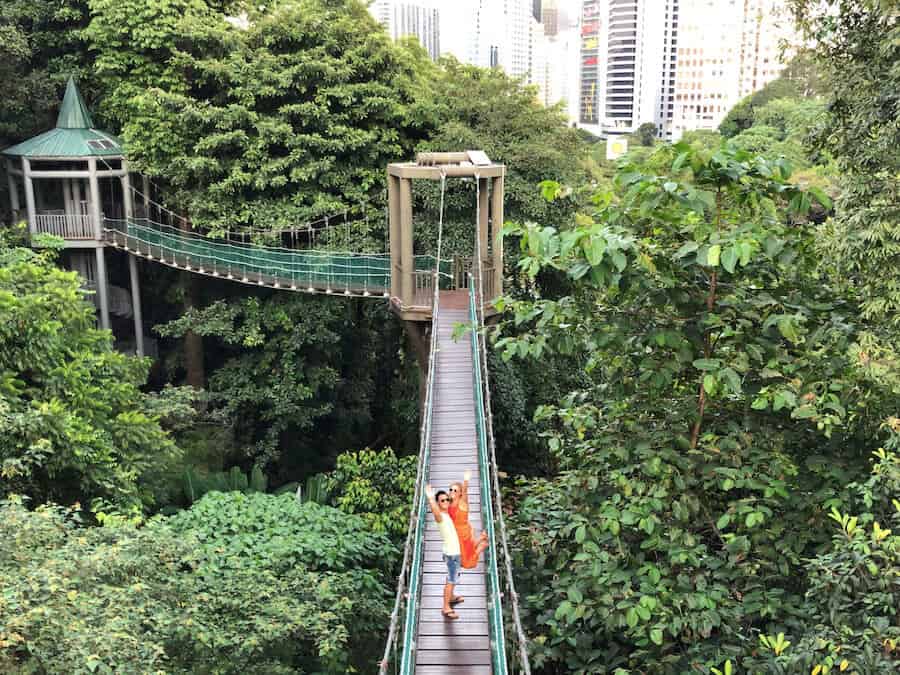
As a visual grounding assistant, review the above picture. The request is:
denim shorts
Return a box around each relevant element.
[443,554,461,584]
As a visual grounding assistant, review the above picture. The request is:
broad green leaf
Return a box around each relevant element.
[721,246,738,273]
[706,244,721,267]
[675,241,699,258]
[693,358,721,371]
[575,524,586,543]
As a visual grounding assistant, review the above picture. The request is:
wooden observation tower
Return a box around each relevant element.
[387,151,505,323]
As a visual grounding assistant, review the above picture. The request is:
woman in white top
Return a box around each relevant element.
[426,484,463,620]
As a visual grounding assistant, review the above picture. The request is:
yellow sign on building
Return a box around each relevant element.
[606,138,629,161]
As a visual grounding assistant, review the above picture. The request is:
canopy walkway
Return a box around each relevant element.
[379,174,530,675]
[104,216,444,297]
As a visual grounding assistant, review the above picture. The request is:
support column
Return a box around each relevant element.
[491,174,504,301]
[22,158,36,235]
[404,320,430,417]
[74,178,83,215]
[399,177,414,307]
[121,167,133,220]
[88,158,103,240]
[141,174,150,218]
[95,246,111,330]
[388,173,401,300]
[129,254,144,356]
[6,160,20,219]
[478,177,490,263]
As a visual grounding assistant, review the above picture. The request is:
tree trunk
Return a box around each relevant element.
[179,220,205,389]
[404,320,430,416]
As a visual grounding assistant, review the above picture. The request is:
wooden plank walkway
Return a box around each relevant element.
[416,291,492,674]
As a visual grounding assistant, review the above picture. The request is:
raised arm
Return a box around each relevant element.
[425,484,443,522]
[460,470,472,507]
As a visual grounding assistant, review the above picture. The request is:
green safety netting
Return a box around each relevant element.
[106,218,449,291]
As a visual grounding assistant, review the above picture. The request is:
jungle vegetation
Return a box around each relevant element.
[0,0,897,673]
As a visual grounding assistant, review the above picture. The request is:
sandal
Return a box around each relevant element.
[450,595,465,605]
[442,609,459,620]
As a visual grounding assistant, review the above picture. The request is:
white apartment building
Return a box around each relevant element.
[530,17,550,100]
[441,0,533,78]
[369,0,441,60]
[575,0,797,139]
[670,0,795,137]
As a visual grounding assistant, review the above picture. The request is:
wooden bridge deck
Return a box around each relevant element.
[417,291,492,675]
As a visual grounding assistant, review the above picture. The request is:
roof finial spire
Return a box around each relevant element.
[56,76,94,130]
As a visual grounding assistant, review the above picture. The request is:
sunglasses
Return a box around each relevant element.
[449,487,459,493]
[438,497,450,503]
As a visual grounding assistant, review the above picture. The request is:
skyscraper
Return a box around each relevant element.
[369,0,441,60]
[579,0,602,127]
[670,0,796,137]
[576,0,797,138]
[463,0,533,78]
[542,0,560,36]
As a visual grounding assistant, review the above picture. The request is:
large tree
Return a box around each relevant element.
[786,1,900,329]
[87,0,434,229]
[496,143,896,672]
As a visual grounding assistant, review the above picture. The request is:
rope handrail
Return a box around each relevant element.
[379,172,447,675]
[472,173,532,673]
[108,215,383,256]
[104,218,446,275]
[128,181,375,237]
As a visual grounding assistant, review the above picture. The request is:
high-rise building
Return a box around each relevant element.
[462,0,532,78]
[738,0,796,97]
[670,0,796,137]
[529,17,550,99]
[579,1,602,127]
[600,0,679,138]
[542,0,560,36]
[369,0,441,60]
[575,0,796,138]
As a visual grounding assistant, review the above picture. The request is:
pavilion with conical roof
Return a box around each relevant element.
[3,77,143,352]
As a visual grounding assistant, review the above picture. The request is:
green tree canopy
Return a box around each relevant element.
[0,492,395,672]
[0,240,194,513]
[787,0,900,330]
[87,0,434,230]
[495,143,896,672]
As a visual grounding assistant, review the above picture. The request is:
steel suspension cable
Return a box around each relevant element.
[380,172,448,674]
[472,173,532,674]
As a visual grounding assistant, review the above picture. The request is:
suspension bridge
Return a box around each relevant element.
[2,79,531,671]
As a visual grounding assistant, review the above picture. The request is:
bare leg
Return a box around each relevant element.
[475,531,489,557]
[443,582,458,617]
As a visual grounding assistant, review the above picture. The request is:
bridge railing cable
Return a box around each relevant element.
[104,215,441,297]
[379,173,447,675]
[472,174,532,674]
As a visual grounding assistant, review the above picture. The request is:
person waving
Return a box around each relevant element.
[448,469,489,571]
[425,484,463,619]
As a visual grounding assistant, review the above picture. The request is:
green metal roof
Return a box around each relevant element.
[2,77,123,159]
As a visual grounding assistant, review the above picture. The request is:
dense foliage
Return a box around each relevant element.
[787,0,900,330]
[498,142,897,672]
[2,0,899,673]
[0,238,194,513]
[0,492,394,673]
[87,0,431,228]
